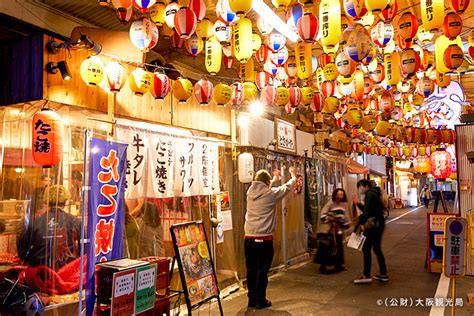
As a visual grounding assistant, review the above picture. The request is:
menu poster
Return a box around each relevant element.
[170,221,221,312]
[427,212,453,273]
[135,264,157,314]
[111,269,136,316]
[274,117,297,154]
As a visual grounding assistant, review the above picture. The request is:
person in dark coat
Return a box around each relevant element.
[353,180,388,284]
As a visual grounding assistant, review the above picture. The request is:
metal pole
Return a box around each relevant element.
[393,157,397,198]
[452,278,456,316]
[281,163,287,267]
[78,129,89,316]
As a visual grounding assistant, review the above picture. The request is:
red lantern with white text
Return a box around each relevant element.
[444,44,464,70]
[261,85,278,106]
[255,45,269,63]
[32,109,63,167]
[288,86,302,108]
[430,149,452,180]
[105,61,126,93]
[443,12,463,40]
[397,12,418,43]
[150,72,170,100]
[194,79,214,105]
[174,8,197,39]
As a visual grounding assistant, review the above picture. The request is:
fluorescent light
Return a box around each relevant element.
[252,0,300,43]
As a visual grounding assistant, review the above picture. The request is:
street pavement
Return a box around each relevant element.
[200,205,474,316]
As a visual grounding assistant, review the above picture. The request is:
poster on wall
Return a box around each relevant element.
[170,221,222,313]
[274,117,297,154]
[86,138,128,316]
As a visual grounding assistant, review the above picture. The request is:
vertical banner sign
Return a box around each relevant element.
[86,138,128,316]
[148,135,175,198]
[443,217,467,278]
[175,139,200,196]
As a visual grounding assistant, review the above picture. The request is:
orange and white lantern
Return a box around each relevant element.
[194,79,214,105]
[150,72,170,100]
[32,109,63,167]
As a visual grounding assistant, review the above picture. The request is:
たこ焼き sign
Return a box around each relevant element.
[275,118,297,154]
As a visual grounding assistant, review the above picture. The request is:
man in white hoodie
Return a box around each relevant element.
[244,166,297,309]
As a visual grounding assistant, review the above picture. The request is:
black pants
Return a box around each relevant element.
[362,227,387,277]
[423,197,430,208]
[245,238,274,304]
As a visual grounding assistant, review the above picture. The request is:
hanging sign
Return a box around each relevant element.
[443,217,467,278]
[274,117,297,154]
[86,138,128,316]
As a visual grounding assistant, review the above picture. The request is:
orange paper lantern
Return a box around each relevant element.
[32,109,63,167]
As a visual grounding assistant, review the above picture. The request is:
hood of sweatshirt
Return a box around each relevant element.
[247,181,270,200]
[369,187,382,197]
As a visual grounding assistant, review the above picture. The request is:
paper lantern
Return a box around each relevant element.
[205,36,222,75]
[344,24,371,62]
[336,51,356,78]
[255,71,272,90]
[297,13,319,43]
[216,0,239,24]
[105,61,126,93]
[430,149,452,180]
[196,18,214,40]
[133,0,156,12]
[242,82,258,101]
[251,33,262,53]
[287,4,304,28]
[264,59,279,76]
[322,96,339,113]
[174,8,197,39]
[417,76,434,97]
[363,76,374,95]
[272,0,291,9]
[421,0,444,33]
[213,83,232,105]
[350,70,365,101]
[380,91,394,113]
[129,67,152,96]
[365,0,388,13]
[270,46,289,66]
[149,3,166,26]
[233,17,253,62]
[370,63,385,83]
[443,12,463,40]
[285,55,297,79]
[295,42,312,80]
[228,0,252,16]
[469,46,474,59]
[362,114,376,131]
[116,5,134,24]
[257,16,274,36]
[315,67,325,89]
[255,45,269,63]
[319,0,341,50]
[150,72,170,100]
[188,0,206,21]
[275,86,290,106]
[343,0,367,20]
[261,85,278,106]
[231,82,244,107]
[285,103,296,114]
[384,52,400,86]
[450,0,470,13]
[239,58,255,82]
[170,31,185,49]
[414,156,431,173]
[286,86,300,108]
[312,92,323,111]
[435,35,463,73]
[375,120,391,136]
[238,152,254,183]
[130,17,159,51]
[80,56,104,86]
[399,48,420,78]
[321,80,336,98]
[112,0,132,11]
[266,31,286,53]
[371,21,394,48]
[444,44,464,70]
[32,109,63,167]
[420,49,434,71]
[214,20,231,43]
[300,86,314,106]
[416,25,434,44]
[323,63,338,81]
[194,79,214,105]
[347,104,363,126]
[338,81,352,96]
[390,106,403,120]
[173,77,193,102]
[381,0,397,22]
[436,72,451,89]
[185,34,204,56]
[164,2,179,28]
[397,12,418,43]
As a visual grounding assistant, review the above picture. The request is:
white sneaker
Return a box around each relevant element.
[354,275,373,284]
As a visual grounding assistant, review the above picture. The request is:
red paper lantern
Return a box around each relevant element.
[336,51,356,78]
[222,55,235,69]
[450,0,470,13]
[194,79,214,105]
[321,80,336,98]
[116,6,134,24]
[255,45,269,63]
[170,31,185,48]
[430,149,452,180]
[381,0,398,22]
[231,82,244,109]
[397,12,418,42]
[150,72,170,100]
[261,85,278,106]
[318,53,333,69]
[311,92,324,112]
[189,0,206,21]
[443,12,463,40]
[443,44,464,70]
[174,8,197,39]
[399,48,420,78]
[288,86,301,108]
[255,71,272,90]
[380,91,394,114]
[32,109,63,167]
[297,13,319,43]
[469,46,474,59]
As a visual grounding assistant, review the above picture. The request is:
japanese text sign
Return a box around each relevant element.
[111,269,136,316]
[275,118,297,154]
[135,264,157,314]
[443,217,467,278]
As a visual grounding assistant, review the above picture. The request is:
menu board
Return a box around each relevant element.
[427,212,453,273]
[275,117,297,154]
[170,221,220,311]
[111,269,136,316]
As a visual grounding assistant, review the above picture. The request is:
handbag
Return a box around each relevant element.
[347,232,366,251]
[363,216,379,230]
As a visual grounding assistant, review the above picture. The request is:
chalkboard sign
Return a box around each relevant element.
[170,221,223,315]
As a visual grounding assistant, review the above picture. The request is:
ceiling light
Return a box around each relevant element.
[237,113,249,127]
[249,101,265,116]
[46,61,72,80]
[252,0,299,43]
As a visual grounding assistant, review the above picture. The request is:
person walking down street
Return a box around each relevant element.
[315,188,350,274]
[244,167,297,310]
[353,180,388,284]
[420,185,432,208]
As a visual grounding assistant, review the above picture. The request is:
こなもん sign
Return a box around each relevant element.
[443,217,467,278]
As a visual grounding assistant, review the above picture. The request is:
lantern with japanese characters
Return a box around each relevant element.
[130,17,159,51]
[347,104,363,126]
[322,96,339,114]
[194,79,214,105]
[150,72,170,100]
[213,83,232,105]
[335,51,356,78]
[397,12,418,43]
[149,3,166,26]
[319,0,341,51]
[384,52,400,86]
[274,86,288,106]
[417,76,434,97]
[421,0,444,33]
[185,34,204,57]
[261,85,278,106]
[105,61,126,93]
[129,67,152,96]
[344,24,371,62]
[444,44,464,70]
[205,36,222,75]
[285,55,297,79]
[350,70,365,101]
[399,48,420,78]
[323,63,338,81]
[297,13,319,43]
[174,8,197,39]
[214,20,231,43]
[450,0,470,13]
[255,45,269,63]
[196,18,214,40]
[362,114,377,131]
[413,156,431,173]
[443,12,463,40]
[300,86,314,106]
[32,109,63,167]
[371,21,394,48]
[266,31,286,53]
[80,56,104,86]
[436,71,451,89]
[375,119,391,136]
[216,0,239,24]
[343,0,367,21]
[430,149,452,180]
[295,42,312,80]
[233,17,253,63]
[239,58,254,82]
[173,77,193,102]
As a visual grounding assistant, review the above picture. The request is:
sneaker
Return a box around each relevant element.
[255,299,272,309]
[248,300,257,308]
[373,275,389,282]
[353,275,373,284]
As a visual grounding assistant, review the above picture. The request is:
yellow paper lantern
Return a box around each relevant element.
[420,0,444,33]
[384,52,400,86]
[128,67,152,96]
[196,18,214,40]
[272,0,291,10]
[251,33,262,52]
[149,3,166,26]
[229,0,253,16]
[323,63,338,81]
[365,0,388,14]
[172,77,193,102]
[350,69,365,101]
[276,86,290,106]
[213,83,232,106]
[205,36,222,75]
[469,30,474,47]
[295,42,312,80]
[323,113,336,127]
[322,96,339,114]
[80,56,104,86]
[300,86,314,105]
[319,0,341,50]
[239,58,255,82]
[243,81,258,101]
[436,72,451,89]
[375,120,391,136]
[435,35,463,74]
[347,104,363,126]
[362,115,377,131]
[233,17,253,63]
[315,67,325,89]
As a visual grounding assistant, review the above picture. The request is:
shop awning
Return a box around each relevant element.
[347,158,369,174]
